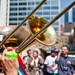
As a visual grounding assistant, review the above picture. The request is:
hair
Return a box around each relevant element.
[27,49,31,53]
[33,50,38,54]
[61,45,69,50]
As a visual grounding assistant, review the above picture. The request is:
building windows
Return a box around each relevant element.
[43,6,50,10]
[19,13,26,15]
[10,3,18,6]
[36,12,42,15]
[51,11,58,15]
[28,7,33,10]
[10,0,17,1]
[51,6,58,9]
[64,12,68,24]
[36,2,40,4]
[43,12,50,15]
[28,2,31,5]
[51,1,58,5]
[9,23,17,25]
[9,18,17,21]
[18,18,24,21]
[45,17,50,20]
[19,8,26,10]
[10,8,17,11]
[44,1,50,5]
[72,8,75,22]
[10,13,17,16]
[19,3,27,5]
[53,22,59,25]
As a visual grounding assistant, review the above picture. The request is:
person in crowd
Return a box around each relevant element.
[44,50,58,75]
[23,49,33,73]
[30,50,44,75]
[56,45,75,75]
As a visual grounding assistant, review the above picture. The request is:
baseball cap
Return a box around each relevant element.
[51,50,57,53]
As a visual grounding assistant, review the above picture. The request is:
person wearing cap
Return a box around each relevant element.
[44,50,58,75]
[56,45,75,75]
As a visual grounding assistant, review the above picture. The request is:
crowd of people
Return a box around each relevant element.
[0,45,75,75]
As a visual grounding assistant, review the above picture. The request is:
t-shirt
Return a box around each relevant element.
[56,55,75,75]
[44,55,57,73]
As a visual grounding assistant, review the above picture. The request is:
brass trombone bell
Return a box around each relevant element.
[28,15,57,46]
[0,25,30,47]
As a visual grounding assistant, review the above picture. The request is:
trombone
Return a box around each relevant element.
[0,0,75,54]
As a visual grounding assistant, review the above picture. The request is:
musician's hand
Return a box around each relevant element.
[1,49,19,75]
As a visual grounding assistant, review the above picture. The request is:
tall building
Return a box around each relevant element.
[64,7,75,24]
[6,0,60,35]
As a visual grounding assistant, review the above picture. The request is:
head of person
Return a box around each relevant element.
[61,45,69,56]
[51,50,57,57]
[33,51,38,58]
[27,49,32,57]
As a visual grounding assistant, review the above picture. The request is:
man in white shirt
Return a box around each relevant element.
[44,50,58,75]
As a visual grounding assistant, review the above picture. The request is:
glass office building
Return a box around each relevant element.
[6,0,60,35]
[64,7,75,24]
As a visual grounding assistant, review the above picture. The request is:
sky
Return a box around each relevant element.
[61,0,74,10]
[60,0,74,24]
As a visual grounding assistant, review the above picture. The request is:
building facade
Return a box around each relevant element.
[64,7,75,24]
[2,0,60,35]
[0,0,7,26]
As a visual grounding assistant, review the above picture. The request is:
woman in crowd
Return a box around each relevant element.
[29,50,44,75]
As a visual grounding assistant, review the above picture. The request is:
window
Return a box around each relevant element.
[43,12,50,15]
[28,7,33,10]
[51,11,58,15]
[10,13,17,16]
[73,8,75,22]
[53,22,59,25]
[45,17,50,20]
[51,6,58,9]
[10,3,18,6]
[44,1,50,5]
[64,12,68,24]
[19,3,27,5]
[36,12,42,15]
[36,2,40,4]
[18,18,24,20]
[9,23,17,25]
[19,13,26,15]
[43,7,50,10]
[9,18,17,21]
[28,2,31,5]
[51,1,58,5]
[19,8,26,10]
[10,8,17,11]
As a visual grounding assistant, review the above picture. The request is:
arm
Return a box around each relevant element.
[52,65,58,72]
[44,56,54,69]
[56,52,61,62]
[46,65,54,69]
